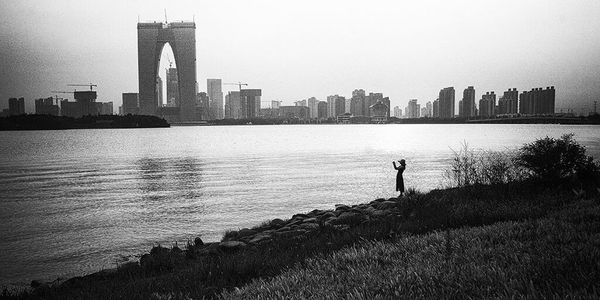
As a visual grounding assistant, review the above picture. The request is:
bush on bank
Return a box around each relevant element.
[447,133,600,188]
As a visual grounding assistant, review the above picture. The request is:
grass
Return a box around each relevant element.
[3,177,598,300]
[221,199,600,299]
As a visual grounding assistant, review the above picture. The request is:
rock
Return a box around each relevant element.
[334,212,367,225]
[249,234,271,244]
[270,218,286,228]
[194,237,204,247]
[302,217,318,223]
[288,219,304,227]
[292,213,310,220]
[318,211,336,220]
[238,228,257,238]
[275,229,307,239]
[335,204,350,211]
[371,210,391,218]
[299,222,320,230]
[362,206,377,215]
[219,241,246,250]
[374,201,397,210]
[308,209,325,217]
[276,226,292,232]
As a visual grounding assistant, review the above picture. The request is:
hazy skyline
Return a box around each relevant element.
[1,0,599,115]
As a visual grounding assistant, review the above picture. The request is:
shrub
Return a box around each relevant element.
[446,142,525,187]
[516,134,600,181]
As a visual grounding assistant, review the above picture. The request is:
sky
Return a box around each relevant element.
[1,0,600,115]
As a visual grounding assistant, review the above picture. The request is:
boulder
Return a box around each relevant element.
[219,241,247,250]
[374,201,397,210]
[249,234,271,244]
[333,212,367,225]
[299,222,319,231]
[237,228,257,238]
[270,218,286,228]
[292,213,310,220]
[335,204,350,211]
[302,217,318,223]
[308,209,325,217]
[318,211,336,220]
[274,229,306,239]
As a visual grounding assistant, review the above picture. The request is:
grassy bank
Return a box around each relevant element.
[222,199,600,299]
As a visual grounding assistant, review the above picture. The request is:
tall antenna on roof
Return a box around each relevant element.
[164,9,168,23]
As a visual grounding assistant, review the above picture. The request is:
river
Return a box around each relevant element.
[0,124,598,287]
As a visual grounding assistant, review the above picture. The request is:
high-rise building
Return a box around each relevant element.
[433,99,440,118]
[460,86,476,118]
[324,95,348,117]
[393,106,402,118]
[307,97,319,119]
[138,21,196,120]
[279,106,309,119]
[519,87,555,115]
[336,96,346,117]
[369,100,389,123]
[8,97,25,115]
[479,91,496,117]
[317,101,328,119]
[122,93,139,115]
[35,97,59,116]
[100,102,113,115]
[225,91,241,119]
[295,99,307,107]
[425,101,432,118]
[351,89,366,116]
[197,92,210,120]
[498,88,519,115]
[438,87,455,118]
[240,89,261,119]
[327,95,337,118]
[156,76,163,106]
[207,79,223,120]
[407,99,420,118]
[166,68,179,107]
[365,93,383,117]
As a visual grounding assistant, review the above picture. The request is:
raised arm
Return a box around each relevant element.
[393,161,399,170]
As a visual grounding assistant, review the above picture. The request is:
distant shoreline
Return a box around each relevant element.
[0,115,170,131]
[1,114,598,131]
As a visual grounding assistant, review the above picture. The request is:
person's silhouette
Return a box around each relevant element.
[392,159,406,197]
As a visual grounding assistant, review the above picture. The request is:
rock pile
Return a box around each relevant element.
[140,197,405,269]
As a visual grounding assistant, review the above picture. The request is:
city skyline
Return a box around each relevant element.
[1,0,600,115]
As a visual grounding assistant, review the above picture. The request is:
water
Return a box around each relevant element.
[0,124,599,287]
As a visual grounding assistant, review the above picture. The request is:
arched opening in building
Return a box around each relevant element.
[157,43,177,107]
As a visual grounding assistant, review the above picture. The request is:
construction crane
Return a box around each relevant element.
[67,83,97,91]
[224,82,248,91]
[51,90,74,94]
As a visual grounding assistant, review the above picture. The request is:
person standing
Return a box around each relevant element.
[393,159,406,197]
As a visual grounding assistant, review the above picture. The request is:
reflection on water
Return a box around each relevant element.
[0,124,599,287]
